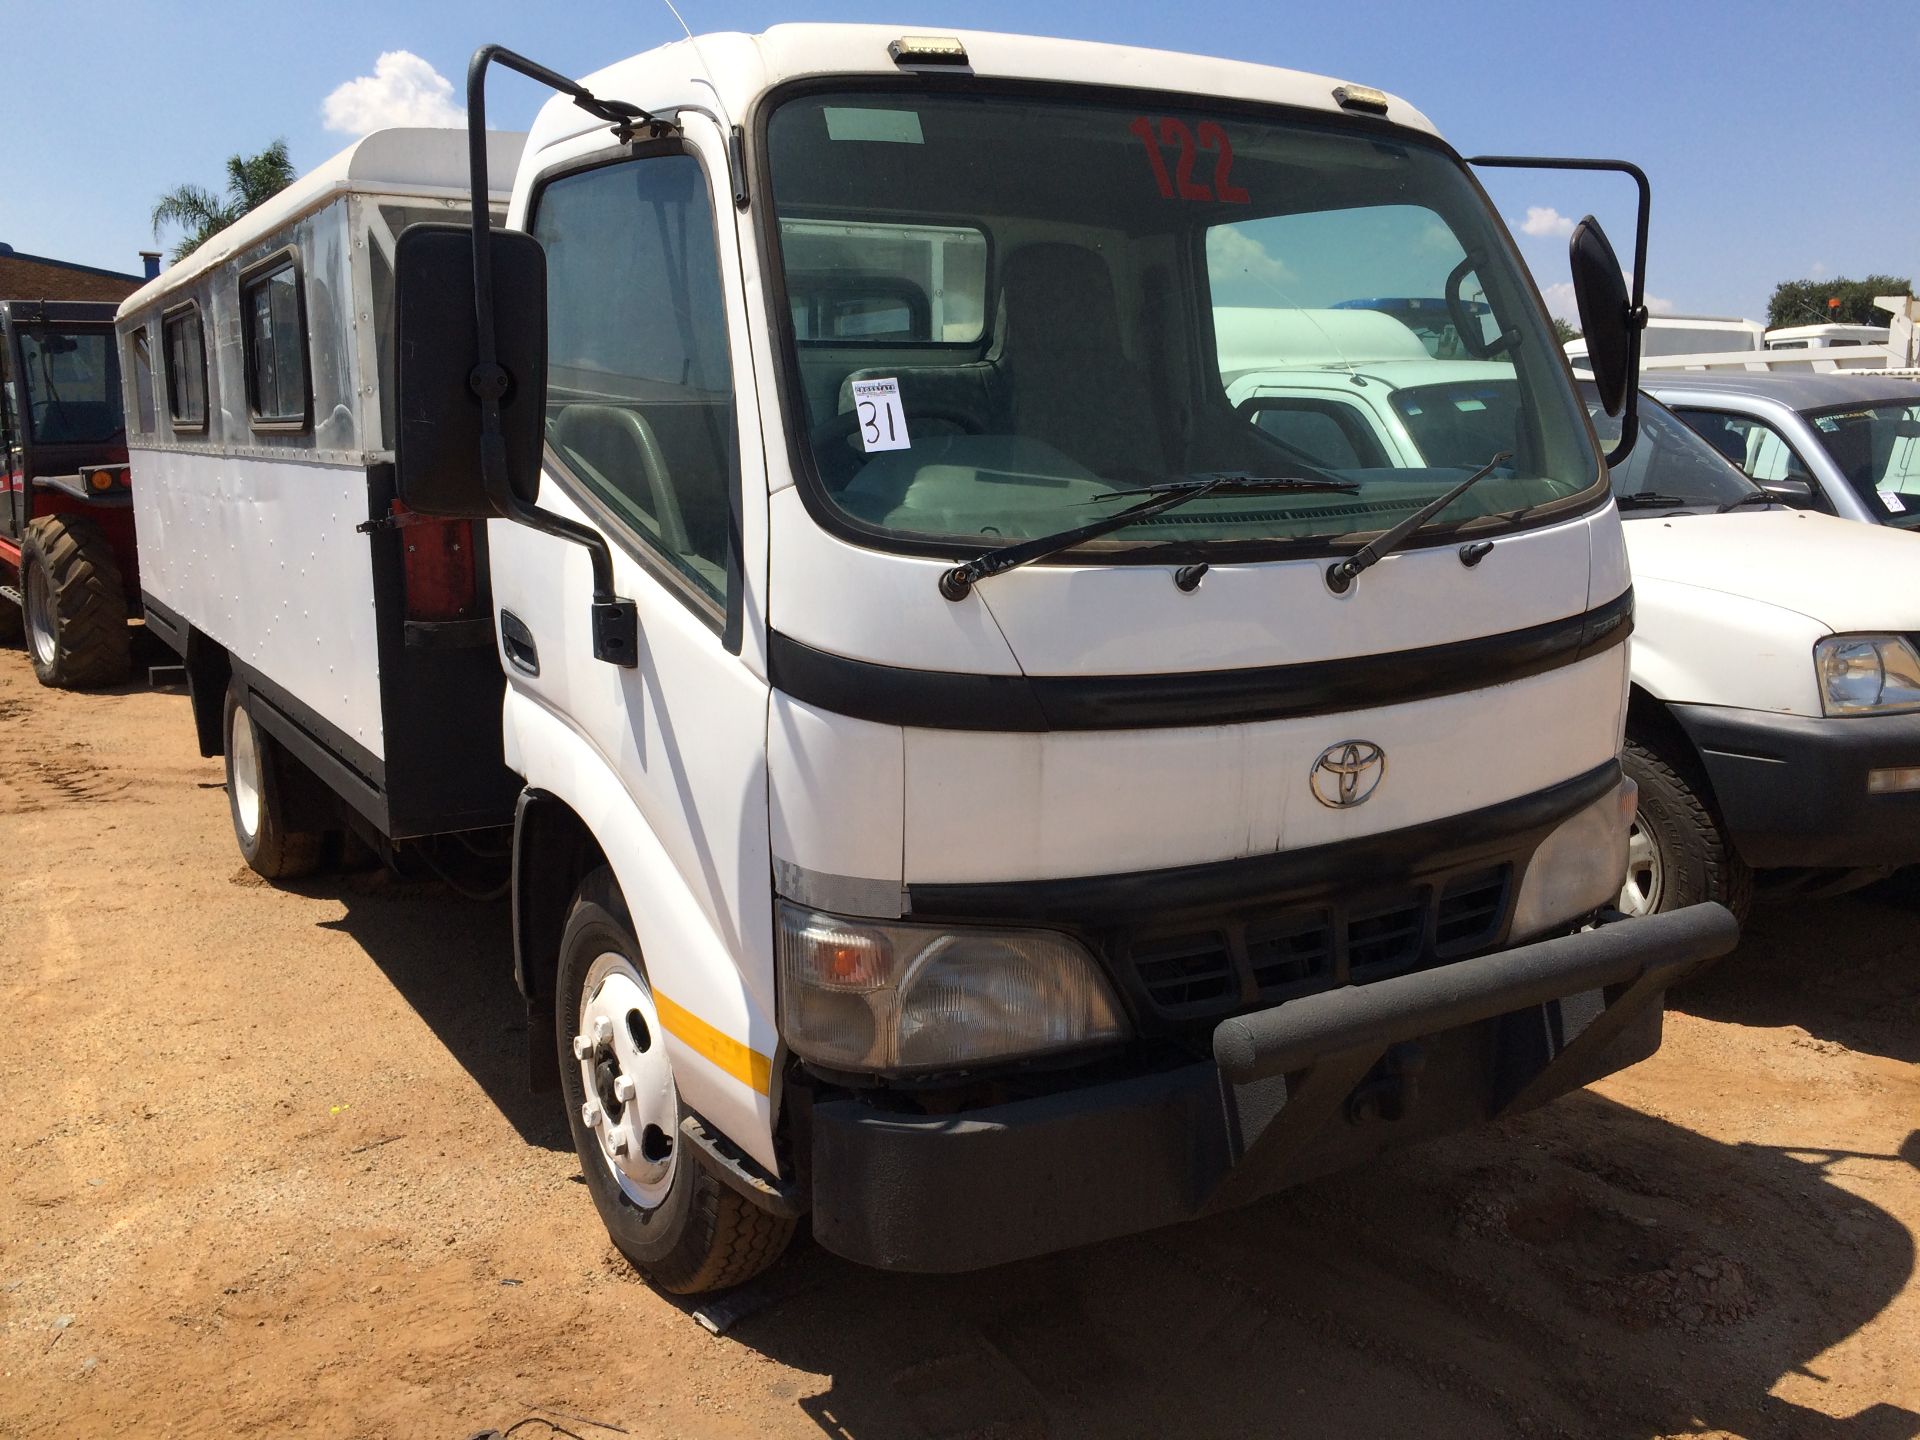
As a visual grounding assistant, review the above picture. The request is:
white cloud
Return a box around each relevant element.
[1809,260,1830,280]
[1644,291,1676,316]
[323,51,463,136]
[1205,225,1298,295]
[1519,206,1576,239]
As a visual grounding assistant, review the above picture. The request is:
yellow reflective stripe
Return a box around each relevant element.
[653,989,772,1096]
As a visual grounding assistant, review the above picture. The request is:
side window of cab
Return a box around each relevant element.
[1672,407,1815,485]
[532,152,738,620]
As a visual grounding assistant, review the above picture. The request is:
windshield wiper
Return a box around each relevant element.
[938,474,1360,601]
[1324,452,1511,595]
[1613,490,1697,511]
[1715,490,1776,514]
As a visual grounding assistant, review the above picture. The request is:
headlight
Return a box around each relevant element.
[1815,634,1920,716]
[775,903,1128,1073]
[1509,776,1637,940]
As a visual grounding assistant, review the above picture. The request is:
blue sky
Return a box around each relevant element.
[5,0,1913,322]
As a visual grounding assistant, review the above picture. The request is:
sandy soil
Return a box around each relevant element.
[2,642,1917,1440]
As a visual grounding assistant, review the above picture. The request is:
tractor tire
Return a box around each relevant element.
[222,683,325,881]
[1620,735,1752,923]
[558,867,794,1295]
[19,515,131,689]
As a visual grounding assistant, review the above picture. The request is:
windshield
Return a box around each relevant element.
[17,327,123,446]
[1805,400,1920,527]
[1578,383,1760,510]
[765,89,1600,556]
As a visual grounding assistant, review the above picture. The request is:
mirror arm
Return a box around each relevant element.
[464,44,641,668]
[1468,154,1651,467]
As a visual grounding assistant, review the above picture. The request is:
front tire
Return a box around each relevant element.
[19,515,131,688]
[557,867,793,1294]
[1620,736,1752,921]
[223,684,324,880]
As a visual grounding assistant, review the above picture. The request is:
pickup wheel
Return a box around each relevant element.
[222,684,325,880]
[1620,737,1752,921]
[557,867,794,1295]
[19,515,131,689]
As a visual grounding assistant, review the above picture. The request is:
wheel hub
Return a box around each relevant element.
[1619,812,1664,916]
[574,953,677,1207]
[229,709,263,842]
[24,561,56,668]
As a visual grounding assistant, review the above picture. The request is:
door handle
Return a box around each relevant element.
[498,609,540,676]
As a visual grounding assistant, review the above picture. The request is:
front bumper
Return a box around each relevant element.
[805,902,1737,1272]
[1672,703,1920,868]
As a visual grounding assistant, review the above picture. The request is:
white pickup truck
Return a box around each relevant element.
[1228,329,1920,915]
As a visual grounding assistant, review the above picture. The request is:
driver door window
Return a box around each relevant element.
[534,153,737,616]
[1672,408,1814,485]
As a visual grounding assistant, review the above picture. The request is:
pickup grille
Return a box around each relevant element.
[1114,864,1512,1024]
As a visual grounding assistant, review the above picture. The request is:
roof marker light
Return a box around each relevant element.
[1332,84,1390,115]
[889,35,969,67]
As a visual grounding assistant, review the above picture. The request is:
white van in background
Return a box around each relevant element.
[119,26,1734,1293]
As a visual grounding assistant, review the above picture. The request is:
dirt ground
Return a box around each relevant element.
[2,640,1917,1440]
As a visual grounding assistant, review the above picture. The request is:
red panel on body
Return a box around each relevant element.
[394,502,479,621]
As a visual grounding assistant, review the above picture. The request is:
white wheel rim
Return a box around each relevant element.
[1619,812,1664,916]
[574,952,678,1208]
[229,706,263,842]
[24,562,56,667]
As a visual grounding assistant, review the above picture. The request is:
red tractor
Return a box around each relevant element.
[0,299,136,687]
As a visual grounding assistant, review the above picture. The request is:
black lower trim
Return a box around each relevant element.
[141,591,186,657]
[1671,703,1920,868]
[232,658,387,831]
[804,903,1732,1272]
[769,586,1631,732]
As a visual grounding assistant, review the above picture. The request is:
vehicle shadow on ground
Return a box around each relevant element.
[316,878,569,1153]
[1676,884,1920,1063]
[721,1096,1918,1440]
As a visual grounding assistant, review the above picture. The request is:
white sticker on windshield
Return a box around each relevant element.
[851,377,912,453]
[824,107,925,144]
[1880,490,1906,512]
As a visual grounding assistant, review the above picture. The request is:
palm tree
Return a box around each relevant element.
[151,140,298,264]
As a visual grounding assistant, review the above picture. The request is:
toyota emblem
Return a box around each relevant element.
[1310,740,1386,808]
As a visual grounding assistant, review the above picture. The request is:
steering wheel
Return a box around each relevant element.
[811,403,985,488]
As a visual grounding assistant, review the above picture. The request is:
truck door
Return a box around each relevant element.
[487,123,776,1153]
[0,323,21,539]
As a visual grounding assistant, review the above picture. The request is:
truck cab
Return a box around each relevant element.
[127,26,1736,1293]
[0,299,136,686]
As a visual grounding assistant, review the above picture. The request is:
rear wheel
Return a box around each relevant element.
[1620,736,1751,921]
[557,868,794,1294]
[19,515,131,688]
[223,684,324,880]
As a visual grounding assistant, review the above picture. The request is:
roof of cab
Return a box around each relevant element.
[118,128,527,321]
[1643,371,1920,411]
[529,25,1433,155]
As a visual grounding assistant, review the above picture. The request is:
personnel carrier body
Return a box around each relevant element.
[121,26,1733,1292]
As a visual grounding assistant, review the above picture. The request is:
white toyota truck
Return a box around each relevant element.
[117,26,1733,1292]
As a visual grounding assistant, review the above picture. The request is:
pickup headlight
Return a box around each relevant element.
[776,903,1128,1074]
[1815,634,1920,716]
[1509,776,1637,940]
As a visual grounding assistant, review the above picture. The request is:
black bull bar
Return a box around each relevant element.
[805,902,1740,1271]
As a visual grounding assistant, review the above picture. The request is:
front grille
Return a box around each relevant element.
[1113,863,1512,1027]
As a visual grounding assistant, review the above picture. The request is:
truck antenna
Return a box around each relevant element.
[659,0,736,131]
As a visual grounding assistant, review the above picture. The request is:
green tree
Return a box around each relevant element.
[1549,316,1581,345]
[1766,274,1911,329]
[151,140,297,264]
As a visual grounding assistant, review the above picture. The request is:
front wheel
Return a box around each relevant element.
[19,515,131,688]
[557,868,793,1294]
[1619,736,1752,921]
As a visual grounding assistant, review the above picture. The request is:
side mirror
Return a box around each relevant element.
[1569,217,1634,418]
[393,223,547,519]
[1759,476,1816,508]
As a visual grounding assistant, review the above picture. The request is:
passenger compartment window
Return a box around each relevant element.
[162,304,207,433]
[240,257,310,429]
[534,154,736,611]
[780,220,987,343]
[129,326,156,434]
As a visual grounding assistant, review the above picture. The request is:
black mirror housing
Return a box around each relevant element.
[393,223,547,519]
[1759,476,1816,507]
[1569,217,1634,418]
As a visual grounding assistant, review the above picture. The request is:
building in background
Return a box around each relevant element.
[0,243,154,302]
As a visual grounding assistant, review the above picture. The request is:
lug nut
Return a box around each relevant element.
[612,1075,636,1103]
[580,1101,601,1128]
[571,1035,593,1060]
[610,1134,630,1157]
[592,1016,614,1045]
